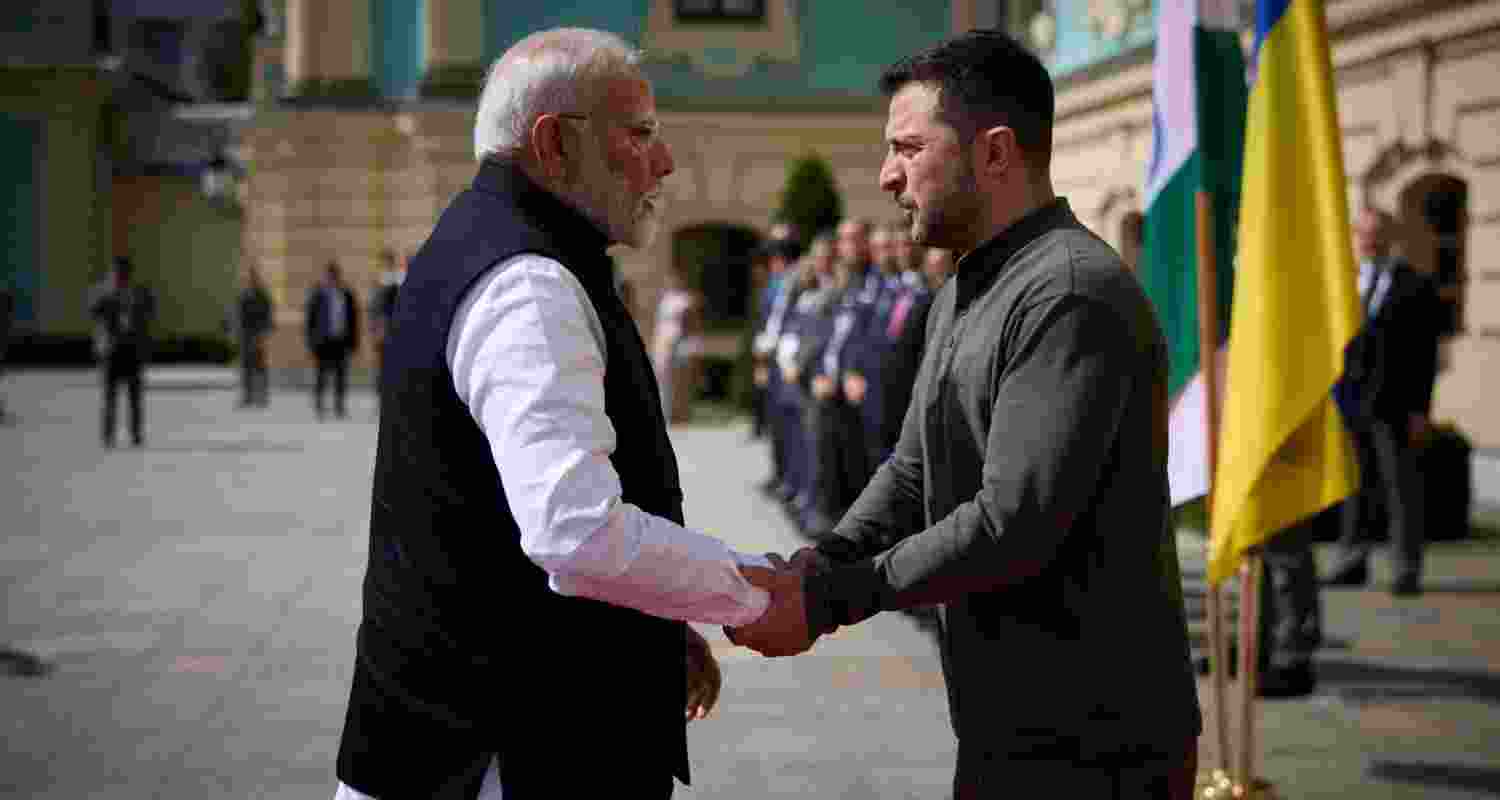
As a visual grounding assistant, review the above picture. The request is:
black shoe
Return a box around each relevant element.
[0,647,51,677]
[1391,573,1422,597]
[1258,662,1316,699]
[1322,560,1369,587]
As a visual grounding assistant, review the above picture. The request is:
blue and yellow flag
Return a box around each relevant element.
[1207,0,1361,584]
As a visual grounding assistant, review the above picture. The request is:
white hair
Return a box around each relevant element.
[473,28,643,162]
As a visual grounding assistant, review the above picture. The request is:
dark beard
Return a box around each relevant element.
[912,163,979,250]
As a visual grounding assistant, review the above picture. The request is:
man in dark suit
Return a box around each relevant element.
[1326,205,1442,596]
[305,261,360,419]
[89,257,156,448]
[0,280,14,424]
[369,249,405,415]
[235,266,274,408]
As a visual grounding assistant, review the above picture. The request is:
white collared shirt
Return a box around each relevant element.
[334,252,770,800]
[1358,259,1393,317]
[446,253,770,622]
[325,286,347,337]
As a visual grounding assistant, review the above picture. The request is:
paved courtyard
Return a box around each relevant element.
[2,369,1498,798]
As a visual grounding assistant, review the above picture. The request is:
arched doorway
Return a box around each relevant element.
[672,222,761,328]
[1398,174,1467,338]
[665,223,762,412]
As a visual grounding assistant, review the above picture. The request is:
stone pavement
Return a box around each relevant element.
[1,368,1498,799]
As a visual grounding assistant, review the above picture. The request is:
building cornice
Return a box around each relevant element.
[1052,0,1500,125]
[1055,58,1153,123]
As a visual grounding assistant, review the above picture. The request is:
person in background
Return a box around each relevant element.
[651,267,702,424]
[234,265,274,409]
[753,234,802,496]
[89,256,156,448]
[780,234,841,533]
[305,261,360,420]
[369,249,406,414]
[842,221,916,471]
[0,280,14,424]
[1325,204,1443,596]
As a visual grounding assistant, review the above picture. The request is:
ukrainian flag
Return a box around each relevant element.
[1207,0,1361,584]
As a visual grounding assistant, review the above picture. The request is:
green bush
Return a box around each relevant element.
[778,155,842,246]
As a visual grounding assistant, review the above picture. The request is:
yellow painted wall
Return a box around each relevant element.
[0,66,110,335]
[114,175,243,337]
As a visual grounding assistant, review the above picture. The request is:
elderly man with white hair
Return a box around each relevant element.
[332,28,776,800]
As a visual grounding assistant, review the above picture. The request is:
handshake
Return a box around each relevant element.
[723,547,833,658]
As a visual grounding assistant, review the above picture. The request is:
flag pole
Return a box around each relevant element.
[1236,554,1265,788]
[1194,190,1230,778]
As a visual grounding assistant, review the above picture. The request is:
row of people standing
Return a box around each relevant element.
[752,218,954,538]
[231,252,407,419]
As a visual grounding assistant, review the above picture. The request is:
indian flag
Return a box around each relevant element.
[1140,0,1248,507]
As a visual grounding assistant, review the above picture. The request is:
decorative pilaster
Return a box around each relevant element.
[421,0,487,98]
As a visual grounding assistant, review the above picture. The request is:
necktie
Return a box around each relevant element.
[888,294,914,340]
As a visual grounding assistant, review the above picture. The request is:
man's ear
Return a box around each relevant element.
[529,115,568,179]
[975,125,1019,181]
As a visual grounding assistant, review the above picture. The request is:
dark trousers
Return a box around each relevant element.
[1337,420,1424,579]
[374,344,387,414]
[776,393,810,500]
[498,759,673,799]
[240,334,269,407]
[749,382,767,438]
[810,395,871,522]
[313,343,350,417]
[1259,519,1322,670]
[954,741,1197,800]
[102,355,144,444]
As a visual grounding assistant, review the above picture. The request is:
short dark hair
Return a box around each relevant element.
[879,29,1054,170]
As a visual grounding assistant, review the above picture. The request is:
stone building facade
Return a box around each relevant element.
[240,0,1500,447]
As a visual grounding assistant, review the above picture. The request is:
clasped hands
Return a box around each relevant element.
[724,547,831,658]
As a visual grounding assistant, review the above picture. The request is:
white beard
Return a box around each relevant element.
[565,140,662,249]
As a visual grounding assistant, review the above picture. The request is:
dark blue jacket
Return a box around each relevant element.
[337,161,689,797]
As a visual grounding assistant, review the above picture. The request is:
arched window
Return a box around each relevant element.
[1399,174,1467,337]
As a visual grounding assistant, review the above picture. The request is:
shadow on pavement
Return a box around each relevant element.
[1319,659,1500,705]
[1369,760,1500,795]
[0,647,52,677]
[133,440,305,453]
[1415,579,1500,595]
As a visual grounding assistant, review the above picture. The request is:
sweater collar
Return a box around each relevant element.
[953,198,1073,308]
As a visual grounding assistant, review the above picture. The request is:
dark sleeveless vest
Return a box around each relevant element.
[336,160,689,797]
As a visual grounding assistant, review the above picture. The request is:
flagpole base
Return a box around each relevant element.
[1196,769,1280,799]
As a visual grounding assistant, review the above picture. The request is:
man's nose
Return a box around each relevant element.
[878,154,902,194]
[655,139,675,178]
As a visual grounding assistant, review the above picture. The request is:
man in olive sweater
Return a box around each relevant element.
[729,31,1201,799]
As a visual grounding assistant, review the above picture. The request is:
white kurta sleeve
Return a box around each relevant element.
[446,253,770,627]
